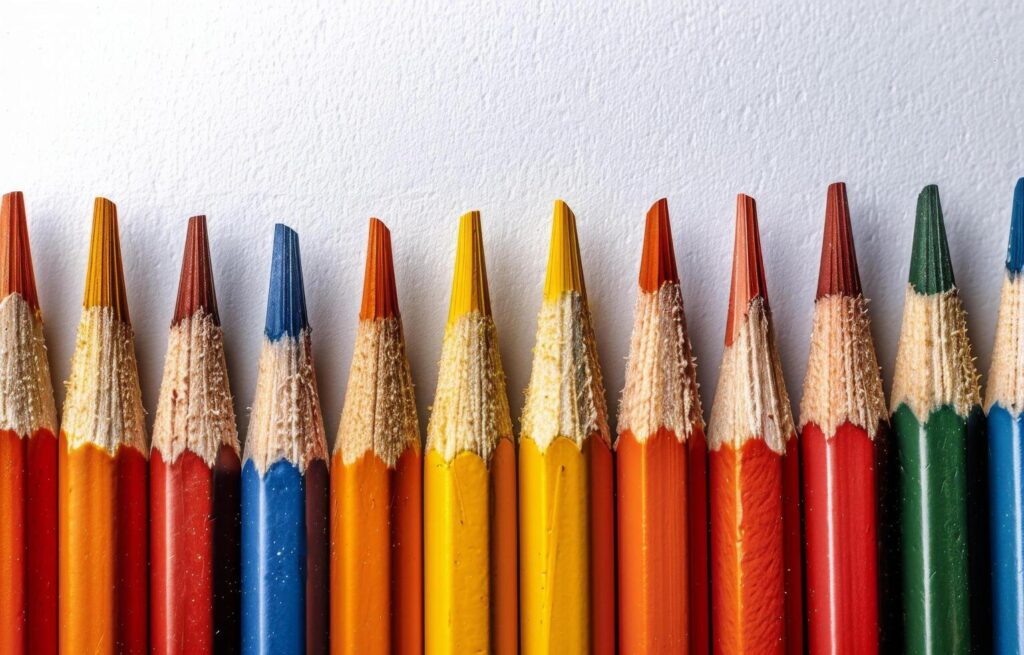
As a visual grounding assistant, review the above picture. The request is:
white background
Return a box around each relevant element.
[2,1,1022,445]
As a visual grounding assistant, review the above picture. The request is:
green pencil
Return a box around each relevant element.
[890,185,988,654]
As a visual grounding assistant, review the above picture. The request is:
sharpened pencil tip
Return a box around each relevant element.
[265,223,309,340]
[909,184,955,294]
[639,198,679,292]
[1007,178,1024,275]
[0,191,40,310]
[84,197,130,322]
[173,215,219,326]
[360,217,400,320]
[724,194,768,346]
[544,199,587,301]
[816,182,862,299]
[447,211,491,324]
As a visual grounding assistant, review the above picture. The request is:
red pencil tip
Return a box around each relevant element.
[360,217,400,320]
[724,194,768,346]
[0,192,40,310]
[816,182,862,299]
[173,215,219,326]
[639,198,679,292]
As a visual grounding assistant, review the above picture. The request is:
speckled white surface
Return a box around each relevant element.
[1,1,1022,444]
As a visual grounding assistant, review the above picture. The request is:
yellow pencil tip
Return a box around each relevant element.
[544,199,587,301]
[84,196,130,323]
[447,210,491,325]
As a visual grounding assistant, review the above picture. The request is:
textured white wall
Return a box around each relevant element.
[1,1,1022,445]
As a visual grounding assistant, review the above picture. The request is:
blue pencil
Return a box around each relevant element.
[987,177,1024,653]
[241,224,329,655]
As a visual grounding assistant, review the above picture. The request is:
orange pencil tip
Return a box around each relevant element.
[816,182,862,299]
[639,198,679,292]
[173,215,219,325]
[724,193,768,346]
[0,191,40,310]
[84,196,130,322]
[360,217,400,320]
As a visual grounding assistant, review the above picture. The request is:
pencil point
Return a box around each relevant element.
[0,191,39,310]
[544,199,587,301]
[1007,178,1024,275]
[639,198,679,292]
[173,215,219,326]
[909,184,955,294]
[265,224,309,340]
[84,197,130,322]
[725,194,768,346]
[360,217,400,320]
[447,211,491,324]
[816,182,862,299]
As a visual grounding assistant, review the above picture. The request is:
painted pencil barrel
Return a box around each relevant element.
[151,446,241,655]
[710,438,785,655]
[617,429,690,653]
[988,405,1024,652]
[241,458,328,655]
[688,428,711,655]
[424,439,516,655]
[801,422,879,655]
[0,428,57,655]
[519,435,615,655]
[331,448,422,655]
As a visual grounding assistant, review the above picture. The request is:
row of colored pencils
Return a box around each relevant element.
[0,181,1020,654]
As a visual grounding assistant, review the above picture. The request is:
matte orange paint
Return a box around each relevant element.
[592,437,616,655]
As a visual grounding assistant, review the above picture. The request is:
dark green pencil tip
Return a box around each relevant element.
[909,184,955,294]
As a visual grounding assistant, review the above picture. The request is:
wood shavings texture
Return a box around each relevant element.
[799,294,886,438]
[426,311,512,463]
[986,274,1024,414]
[151,309,239,466]
[617,282,702,444]
[244,331,327,473]
[707,298,794,455]
[0,293,56,437]
[891,285,980,419]
[61,305,147,453]
[521,291,610,452]
[337,317,420,467]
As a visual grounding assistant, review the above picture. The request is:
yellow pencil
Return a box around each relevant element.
[424,211,517,654]
[519,200,615,654]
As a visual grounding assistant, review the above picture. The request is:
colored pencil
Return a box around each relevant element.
[616,198,705,653]
[0,192,58,655]
[707,194,802,654]
[890,185,987,654]
[424,211,517,654]
[331,218,422,655]
[151,216,241,654]
[988,177,1024,653]
[799,183,886,654]
[241,224,329,655]
[519,200,615,654]
[58,197,148,654]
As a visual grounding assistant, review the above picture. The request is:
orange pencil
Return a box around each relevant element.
[0,192,58,655]
[59,198,148,654]
[707,195,802,654]
[616,199,705,653]
[331,219,423,654]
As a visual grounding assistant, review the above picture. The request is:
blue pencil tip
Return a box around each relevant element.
[1007,178,1024,275]
[265,224,309,339]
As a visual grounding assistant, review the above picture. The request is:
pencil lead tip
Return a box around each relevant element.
[447,210,491,324]
[360,217,400,320]
[173,215,219,326]
[544,199,587,301]
[725,193,768,346]
[639,198,679,292]
[816,182,862,299]
[265,223,308,339]
[84,196,130,322]
[909,184,955,294]
[0,191,39,310]
[1006,177,1024,275]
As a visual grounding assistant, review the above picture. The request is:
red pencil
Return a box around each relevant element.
[150,216,241,654]
[0,191,58,655]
